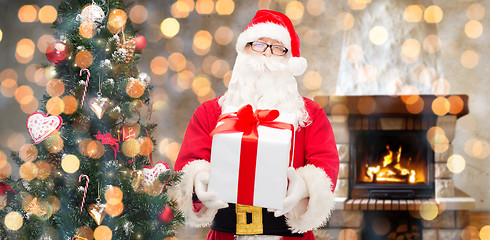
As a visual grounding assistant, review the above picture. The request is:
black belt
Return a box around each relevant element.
[210,203,303,237]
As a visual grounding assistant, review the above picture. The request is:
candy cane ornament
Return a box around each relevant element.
[79,68,90,107]
[78,174,90,213]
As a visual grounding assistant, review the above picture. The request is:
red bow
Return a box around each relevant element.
[210,104,286,137]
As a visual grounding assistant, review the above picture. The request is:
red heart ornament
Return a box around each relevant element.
[26,112,63,144]
[142,161,170,187]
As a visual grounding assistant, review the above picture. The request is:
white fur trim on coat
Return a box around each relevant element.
[167,160,218,227]
[285,164,335,233]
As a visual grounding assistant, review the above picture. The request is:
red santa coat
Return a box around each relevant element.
[172,97,339,240]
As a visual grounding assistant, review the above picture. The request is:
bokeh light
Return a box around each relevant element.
[196,0,214,14]
[215,26,233,45]
[8,133,25,152]
[18,5,38,22]
[431,96,450,116]
[211,59,230,78]
[223,71,232,88]
[404,5,424,23]
[306,0,325,16]
[151,57,169,75]
[129,5,148,23]
[481,225,490,240]
[21,98,38,114]
[175,70,194,90]
[38,5,57,23]
[0,160,12,179]
[16,38,36,60]
[79,20,95,38]
[466,3,485,21]
[1,69,19,98]
[193,30,213,55]
[258,0,271,10]
[171,1,191,18]
[424,5,443,23]
[464,138,490,160]
[348,0,367,11]
[15,85,34,105]
[369,26,388,45]
[303,71,322,90]
[404,95,424,114]
[0,28,3,42]
[423,34,441,53]
[447,154,466,174]
[401,38,421,60]
[161,18,180,38]
[460,50,479,69]
[34,67,50,86]
[338,228,358,240]
[216,0,234,15]
[345,44,363,63]
[168,53,187,72]
[465,20,483,39]
[37,34,55,53]
[462,226,480,240]
[192,75,212,96]
[419,201,439,220]
[285,1,304,24]
[447,95,464,114]
[336,12,355,31]
[372,216,391,236]
[427,126,449,153]
[357,96,376,115]
[431,78,450,96]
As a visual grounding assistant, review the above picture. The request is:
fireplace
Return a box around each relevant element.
[350,130,434,199]
[312,95,474,240]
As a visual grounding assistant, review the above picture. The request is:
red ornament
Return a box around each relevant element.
[134,35,147,51]
[46,42,71,65]
[158,206,174,224]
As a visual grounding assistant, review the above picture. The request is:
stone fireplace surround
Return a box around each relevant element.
[312,95,475,240]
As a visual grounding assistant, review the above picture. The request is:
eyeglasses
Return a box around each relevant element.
[246,41,288,56]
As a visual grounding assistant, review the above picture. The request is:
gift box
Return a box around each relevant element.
[207,105,295,210]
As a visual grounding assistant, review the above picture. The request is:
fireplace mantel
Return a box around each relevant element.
[314,95,468,118]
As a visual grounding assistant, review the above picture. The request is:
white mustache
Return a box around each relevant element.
[244,55,289,73]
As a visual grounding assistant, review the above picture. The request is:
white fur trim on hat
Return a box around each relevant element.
[285,164,335,233]
[167,160,218,227]
[236,22,292,56]
[289,56,307,76]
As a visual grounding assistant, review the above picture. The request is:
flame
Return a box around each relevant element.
[363,145,420,184]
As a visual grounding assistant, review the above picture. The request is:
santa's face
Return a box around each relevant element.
[220,37,308,127]
[244,37,285,57]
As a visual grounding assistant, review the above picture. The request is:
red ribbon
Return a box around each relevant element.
[210,104,294,206]
[94,131,119,161]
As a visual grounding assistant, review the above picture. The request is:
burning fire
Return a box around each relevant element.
[364,145,417,183]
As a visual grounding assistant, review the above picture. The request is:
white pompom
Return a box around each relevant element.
[288,57,307,76]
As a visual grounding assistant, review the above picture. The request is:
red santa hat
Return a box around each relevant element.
[236,10,308,76]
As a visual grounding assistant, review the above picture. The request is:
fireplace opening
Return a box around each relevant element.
[350,130,434,199]
[362,211,423,240]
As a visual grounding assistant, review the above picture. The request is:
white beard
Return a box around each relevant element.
[220,53,309,128]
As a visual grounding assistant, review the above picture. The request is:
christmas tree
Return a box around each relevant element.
[0,0,183,239]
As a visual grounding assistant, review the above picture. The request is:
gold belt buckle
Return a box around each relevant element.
[236,204,263,235]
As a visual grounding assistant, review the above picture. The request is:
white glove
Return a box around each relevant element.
[274,167,308,217]
[194,171,229,209]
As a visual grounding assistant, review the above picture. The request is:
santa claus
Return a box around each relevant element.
[170,10,339,240]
